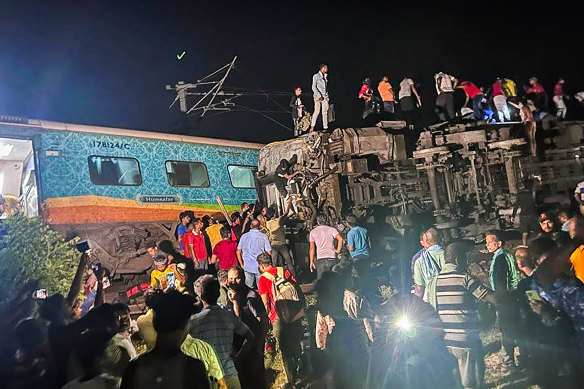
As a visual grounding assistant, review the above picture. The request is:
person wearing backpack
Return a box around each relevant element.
[257,253,305,388]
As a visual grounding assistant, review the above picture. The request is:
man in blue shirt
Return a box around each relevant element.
[176,211,191,253]
[346,215,371,281]
[346,215,370,260]
[237,219,272,289]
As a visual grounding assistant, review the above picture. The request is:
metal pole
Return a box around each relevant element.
[469,155,482,207]
[504,154,518,194]
[202,56,237,117]
[426,165,440,210]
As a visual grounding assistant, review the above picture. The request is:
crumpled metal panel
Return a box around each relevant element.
[331,127,406,163]
[258,137,308,174]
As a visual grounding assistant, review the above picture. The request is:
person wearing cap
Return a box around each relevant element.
[537,212,570,246]
[150,252,178,290]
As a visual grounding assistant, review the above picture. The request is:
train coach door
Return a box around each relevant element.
[0,137,39,218]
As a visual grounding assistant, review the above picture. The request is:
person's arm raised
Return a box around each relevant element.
[334,233,343,254]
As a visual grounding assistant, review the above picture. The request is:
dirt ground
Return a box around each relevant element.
[264,327,541,389]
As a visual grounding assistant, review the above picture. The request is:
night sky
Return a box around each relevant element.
[1,1,582,144]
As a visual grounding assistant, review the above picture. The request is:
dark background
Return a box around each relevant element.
[1,0,582,144]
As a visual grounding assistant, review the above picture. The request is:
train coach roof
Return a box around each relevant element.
[0,115,264,150]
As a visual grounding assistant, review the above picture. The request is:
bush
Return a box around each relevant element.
[0,215,79,302]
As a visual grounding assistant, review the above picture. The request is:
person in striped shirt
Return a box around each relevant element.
[430,243,495,389]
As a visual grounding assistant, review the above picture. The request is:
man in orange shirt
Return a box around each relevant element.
[378,76,395,115]
[569,215,584,283]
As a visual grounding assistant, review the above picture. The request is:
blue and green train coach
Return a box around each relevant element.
[0,115,262,274]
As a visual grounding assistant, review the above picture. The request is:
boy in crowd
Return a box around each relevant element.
[177,211,191,254]
[150,253,178,290]
[187,218,209,270]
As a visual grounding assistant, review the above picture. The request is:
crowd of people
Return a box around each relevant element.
[290,63,584,134]
[4,175,584,389]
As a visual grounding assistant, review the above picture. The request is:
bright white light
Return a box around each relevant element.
[0,143,14,158]
[396,316,412,331]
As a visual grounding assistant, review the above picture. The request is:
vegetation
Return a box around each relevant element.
[0,215,79,302]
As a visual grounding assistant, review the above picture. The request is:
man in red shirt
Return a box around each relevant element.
[187,218,209,270]
[211,227,239,270]
[525,77,548,113]
[257,253,303,387]
[459,81,483,119]
[181,222,194,260]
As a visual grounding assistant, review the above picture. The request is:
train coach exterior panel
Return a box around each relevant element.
[0,117,262,275]
[36,129,260,224]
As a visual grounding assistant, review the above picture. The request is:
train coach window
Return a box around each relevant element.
[228,165,257,188]
[165,161,210,187]
[88,156,142,186]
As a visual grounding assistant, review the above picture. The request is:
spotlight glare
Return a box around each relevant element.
[396,316,412,331]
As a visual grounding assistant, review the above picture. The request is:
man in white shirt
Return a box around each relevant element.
[310,64,329,132]
[399,77,421,129]
[434,72,457,121]
[309,213,343,279]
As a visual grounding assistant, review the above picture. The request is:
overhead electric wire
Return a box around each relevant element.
[231,104,293,133]
[232,67,291,113]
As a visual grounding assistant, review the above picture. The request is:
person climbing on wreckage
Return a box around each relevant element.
[257,154,298,196]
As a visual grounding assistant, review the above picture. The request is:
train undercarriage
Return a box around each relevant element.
[256,119,584,245]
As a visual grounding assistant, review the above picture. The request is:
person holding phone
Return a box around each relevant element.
[150,253,177,291]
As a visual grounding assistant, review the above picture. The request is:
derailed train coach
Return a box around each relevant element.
[0,115,262,281]
[256,119,584,261]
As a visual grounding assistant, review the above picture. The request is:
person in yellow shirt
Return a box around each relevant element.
[149,254,178,290]
[502,78,517,98]
[205,220,224,250]
[378,76,395,115]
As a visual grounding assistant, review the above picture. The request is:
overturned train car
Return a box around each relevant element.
[256,120,584,244]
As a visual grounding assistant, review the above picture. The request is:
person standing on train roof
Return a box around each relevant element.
[187,218,209,271]
[176,211,191,254]
[310,64,329,132]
